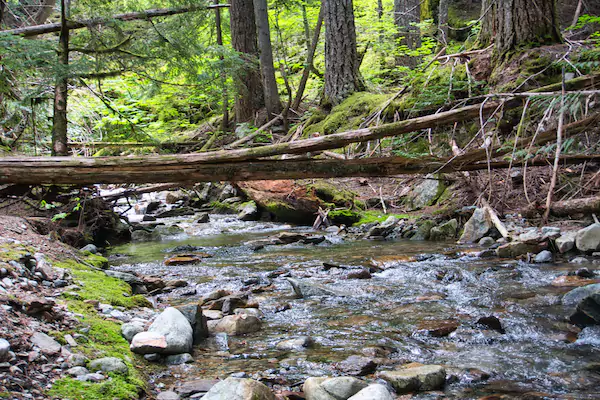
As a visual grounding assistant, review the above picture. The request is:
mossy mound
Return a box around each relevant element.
[328,209,361,226]
[355,211,410,226]
[309,181,357,208]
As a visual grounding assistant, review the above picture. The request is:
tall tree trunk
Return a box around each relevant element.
[302,4,311,49]
[323,0,364,107]
[480,0,562,56]
[394,0,421,67]
[293,4,324,111]
[214,0,229,132]
[51,0,69,156]
[230,0,264,123]
[437,0,449,45]
[253,0,282,118]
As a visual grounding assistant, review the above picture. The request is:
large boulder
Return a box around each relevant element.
[409,174,445,210]
[429,219,458,241]
[174,303,209,344]
[556,231,577,253]
[209,315,262,336]
[570,293,600,327]
[459,208,491,243]
[286,278,344,298]
[348,384,395,400]
[563,284,600,306]
[147,307,193,354]
[202,377,276,400]
[238,201,260,221]
[576,224,600,253]
[303,377,367,400]
[379,364,446,394]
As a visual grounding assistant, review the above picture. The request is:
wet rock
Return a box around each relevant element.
[238,201,259,221]
[130,332,168,354]
[347,384,394,400]
[67,366,89,377]
[202,377,276,400]
[199,289,231,305]
[157,391,180,400]
[563,284,600,306]
[460,208,491,243]
[346,269,372,280]
[552,276,598,288]
[570,293,600,327]
[144,353,161,362]
[416,320,460,337]
[410,220,435,241]
[147,307,193,354]
[476,316,505,334]
[429,219,458,241]
[534,250,553,263]
[30,332,61,355]
[380,364,446,394]
[89,357,128,374]
[164,254,209,266]
[303,376,367,400]
[203,310,223,320]
[209,314,262,336]
[121,322,146,343]
[164,353,194,365]
[286,277,345,298]
[571,257,589,264]
[276,336,314,351]
[571,268,596,278]
[518,229,544,244]
[155,207,195,218]
[276,232,309,244]
[175,379,219,398]
[104,270,144,286]
[0,339,10,362]
[80,244,98,254]
[576,223,600,252]
[174,303,209,344]
[496,242,540,258]
[197,213,210,223]
[234,308,265,318]
[302,235,327,245]
[367,216,399,238]
[337,355,378,376]
[556,231,577,254]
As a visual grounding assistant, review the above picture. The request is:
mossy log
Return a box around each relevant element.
[522,196,600,218]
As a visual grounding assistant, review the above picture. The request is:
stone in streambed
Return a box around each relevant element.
[556,231,577,253]
[276,336,314,351]
[164,353,194,365]
[496,242,541,258]
[89,357,128,374]
[576,223,600,253]
[286,277,345,298]
[238,201,259,221]
[416,320,460,337]
[157,391,180,400]
[175,379,219,398]
[379,364,446,394]
[147,307,193,354]
[130,332,168,354]
[460,208,491,243]
[303,376,367,400]
[367,216,399,238]
[174,302,209,344]
[348,384,395,400]
[534,250,553,263]
[563,284,600,306]
[202,377,276,400]
[337,355,378,376]
[209,314,262,336]
[121,321,145,343]
[570,293,600,327]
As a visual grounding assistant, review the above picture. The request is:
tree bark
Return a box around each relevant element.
[51,0,69,156]
[437,0,449,45]
[323,0,364,106]
[214,0,229,132]
[253,0,282,118]
[230,0,264,122]
[523,196,600,219]
[293,3,324,110]
[394,0,421,67]
[480,0,562,56]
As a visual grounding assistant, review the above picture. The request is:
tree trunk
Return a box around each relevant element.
[293,3,324,110]
[253,0,282,118]
[437,0,449,45]
[522,196,600,219]
[214,0,229,132]
[480,0,562,56]
[394,0,421,67]
[230,0,264,122]
[51,0,69,156]
[323,0,364,106]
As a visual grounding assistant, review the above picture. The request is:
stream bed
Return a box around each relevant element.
[109,215,600,399]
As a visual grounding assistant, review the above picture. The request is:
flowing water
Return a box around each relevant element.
[110,214,600,399]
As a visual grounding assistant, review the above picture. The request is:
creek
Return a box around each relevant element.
[109,214,600,399]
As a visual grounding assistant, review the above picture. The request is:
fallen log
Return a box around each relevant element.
[522,196,600,218]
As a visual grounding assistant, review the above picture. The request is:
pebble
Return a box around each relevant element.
[0,339,10,361]
[67,367,89,377]
[534,250,553,263]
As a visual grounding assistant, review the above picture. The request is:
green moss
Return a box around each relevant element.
[264,201,301,223]
[56,260,151,308]
[328,209,361,226]
[82,253,109,269]
[209,201,237,214]
[309,181,357,208]
[355,211,410,226]
[49,375,142,400]
[0,243,34,263]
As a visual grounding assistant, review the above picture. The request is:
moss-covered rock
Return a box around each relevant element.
[329,209,361,226]
[309,181,357,208]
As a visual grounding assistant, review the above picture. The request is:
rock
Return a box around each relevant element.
[238,201,260,221]
[33,253,54,280]
[0,339,10,362]
[275,232,309,244]
[416,320,460,337]
[176,379,219,397]
[121,322,146,343]
[203,310,224,320]
[367,217,399,238]
[147,307,193,354]
[478,237,496,247]
[30,332,61,355]
[576,223,600,253]
[429,219,458,241]
[552,275,598,288]
[337,355,378,376]
[164,254,208,266]
[79,372,107,382]
[67,367,89,377]
[542,226,561,240]
[80,244,98,254]
[164,353,194,365]
[476,316,505,334]
[209,314,262,336]
[144,353,162,362]
[496,242,540,258]
[286,277,344,298]
[157,391,181,400]
[146,201,161,214]
[460,208,492,243]
[563,284,600,306]
[518,229,543,244]
[67,354,88,367]
[166,191,188,204]
[347,384,394,400]
[89,357,128,374]
[24,296,55,315]
[303,377,367,400]
[174,303,209,344]
[155,207,195,219]
[534,250,553,263]
[197,213,210,223]
[346,269,372,280]
[104,270,144,285]
[202,377,276,400]
[556,231,577,253]
[571,256,590,264]
[410,174,445,209]
[276,336,314,351]
[380,364,446,394]
[234,308,265,318]
[130,332,168,354]
[570,293,600,327]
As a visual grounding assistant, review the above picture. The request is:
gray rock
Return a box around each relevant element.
[79,372,106,382]
[175,379,219,397]
[121,322,146,343]
[429,219,458,241]
[164,353,194,365]
[496,242,540,258]
[104,270,144,285]
[275,336,314,351]
[478,237,496,247]
[157,391,180,400]
[234,308,265,319]
[80,244,98,254]
[0,339,10,362]
[367,217,399,238]
[534,250,553,263]
[542,226,561,240]
[197,213,210,223]
[155,207,195,219]
[303,377,367,400]
[67,367,89,377]
[518,229,543,244]
[209,315,262,336]
[379,365,446,394]
[89,357,128,374]
[238,201,259,221]
[563,284,600,306]
[459,208,491,243]
[174,303,209,344]
[576,224,600,253]
[556,231,577,253]
[337,355,378,376]
[30,332,61,355]
[286,278,344,298]
[130,332,168,354]
[67,354,88,367]
[202,377,276,400]
[570,293,600,327]
[347,384,395,400]
[147,307,193,355]
[144,353,162,362]
[410,175,445,209]
[571,257,590,264]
